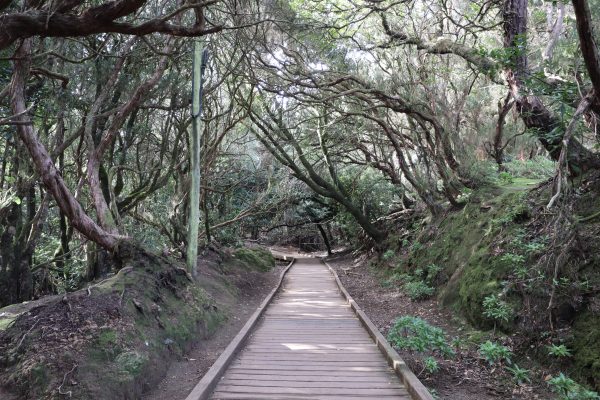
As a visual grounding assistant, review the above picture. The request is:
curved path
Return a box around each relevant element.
[209,258,412,399]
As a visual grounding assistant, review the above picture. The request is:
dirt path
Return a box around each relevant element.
[142,263,285,400]
[327,253,553,400]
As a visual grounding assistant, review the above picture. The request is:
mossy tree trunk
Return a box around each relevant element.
[187,40,208,276]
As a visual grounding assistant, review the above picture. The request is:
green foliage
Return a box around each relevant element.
[482,294,513,323]
[461,160,497,187]
[572,312,600,389]
[392,263,442,300]
[404,280,435,300]
[498,172,514,184]
[504,157,555,180]
[506,364,531,384]
[115,351,147,377]
[491,192,530,227]
[478,341,512,365]
[232,248,275,272]
[548,373,600,400]
[548,344,572,358]
[423,356,440,374]
[500,252,525,266]
[387,316,455,358]
[418,264,443,283]
[382,249,395,261]
[411,242,423,252]
[382,272,411,288]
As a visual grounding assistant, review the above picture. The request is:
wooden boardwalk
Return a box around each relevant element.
[209,258,411,399]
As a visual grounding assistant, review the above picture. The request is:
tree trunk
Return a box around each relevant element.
[317,223,332,256]
[503,0,600,174]
[187,41,208,275]
[10,39,120,252]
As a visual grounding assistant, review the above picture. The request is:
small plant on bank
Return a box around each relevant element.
[500,252,525,267]
[478,340,512,365]
[498,171,515,184]
[547,373,600,400]
[482,294,513,329]
[506,364,531,384]
[423,356,439,374]
[428,388,440,400]
[382,249,395,261]
[405,280,435,300]
[548,344,572,358]
[387,316,455,358]
[399,263,442,300]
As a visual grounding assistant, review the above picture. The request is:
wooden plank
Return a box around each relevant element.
[184,259,295,400]
[193,258,427,400]
[213,386,408,395]
[223,373,400,381]
[218,379,405,389]
[212,394,410,400]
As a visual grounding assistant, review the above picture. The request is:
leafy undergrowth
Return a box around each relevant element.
[381,171,600,394]
[0,243,275,399]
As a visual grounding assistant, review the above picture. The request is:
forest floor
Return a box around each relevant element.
[142,254,286,400]
[327,252,556,400]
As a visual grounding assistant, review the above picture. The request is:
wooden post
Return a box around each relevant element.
[187,40,209,276]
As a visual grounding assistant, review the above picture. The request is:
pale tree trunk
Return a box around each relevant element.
[542,2,565,62]
[187,40,208,276]
[10,39,120,252]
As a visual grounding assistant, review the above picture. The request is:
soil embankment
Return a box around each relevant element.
[0,244,280,400]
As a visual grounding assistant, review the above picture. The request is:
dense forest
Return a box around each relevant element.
[1,0,600,398]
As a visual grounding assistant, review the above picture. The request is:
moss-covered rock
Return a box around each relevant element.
[232,247,275,272]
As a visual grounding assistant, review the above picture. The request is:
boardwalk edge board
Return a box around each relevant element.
[184,258,296,400]
[323,259,435,400]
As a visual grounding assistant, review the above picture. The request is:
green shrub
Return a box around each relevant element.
[415,263,443,283]
[405,281,435,300]
[504,156,554,179]
[548,344,572,358]
[548,373,600,400]
[387,316,455,357]
[461,160,497,187]
[498,171,515,184]
[482,294,513,323]
[506,364,531,384]
[478,340,512,365]
[500,252,525,266]
[382,272,410,288]
[423,356,439,373]
[382,249,395,261]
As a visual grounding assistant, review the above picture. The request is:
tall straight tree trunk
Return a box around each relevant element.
[187,41,208,276]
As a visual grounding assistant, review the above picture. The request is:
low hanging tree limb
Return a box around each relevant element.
[0,0,220,51]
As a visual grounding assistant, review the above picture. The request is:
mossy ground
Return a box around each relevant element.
[0,243,274,399]
[231,247,275,272]
[383,174,600,391]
